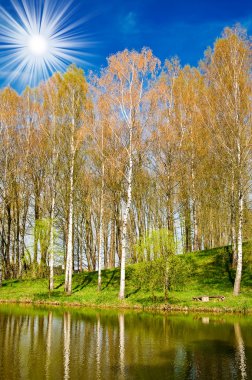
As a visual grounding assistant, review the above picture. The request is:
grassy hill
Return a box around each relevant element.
[0,242,252,313]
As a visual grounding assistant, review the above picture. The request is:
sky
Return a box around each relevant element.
[0,0,252,90]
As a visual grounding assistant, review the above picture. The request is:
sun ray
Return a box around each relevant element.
[0,0,94,90]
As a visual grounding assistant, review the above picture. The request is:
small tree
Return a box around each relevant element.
[133,229,189,301]
[134,255,190,302]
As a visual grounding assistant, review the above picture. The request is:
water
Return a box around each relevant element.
[0,305,251,380]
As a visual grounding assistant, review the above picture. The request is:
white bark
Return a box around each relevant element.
[65,109,75,295]
[233,130,243,296]
[48,194,55,292]
[98,125,104,291]
[233,188,243,295]
[191,156,199,251]
[98,180,104,291]
[231,173,237,267]
[119,126,133,300]
[49,111,58,291]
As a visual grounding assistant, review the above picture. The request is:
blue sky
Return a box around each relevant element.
[87,0,252,67]
[0,0,252,88]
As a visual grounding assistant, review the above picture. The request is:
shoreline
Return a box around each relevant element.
[0,297,250,315]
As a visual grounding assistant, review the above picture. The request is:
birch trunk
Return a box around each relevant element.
[191,164,199,251]
[48,194,55,291]
[233,188,243,295]
[98,123,105,291]
[231,173,237,267]
[65,113,75,295]
[119,126,133,300]
[97,168,104,291]
[33,190,40,265]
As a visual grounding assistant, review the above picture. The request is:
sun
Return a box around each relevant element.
[0,0,93,89]
[28,35,48,57]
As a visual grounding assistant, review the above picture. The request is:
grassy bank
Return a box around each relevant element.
[0,242,252,313]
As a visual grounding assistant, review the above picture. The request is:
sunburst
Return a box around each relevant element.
[0,0,93,89]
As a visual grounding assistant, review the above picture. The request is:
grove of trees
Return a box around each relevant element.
[0,26,251,297]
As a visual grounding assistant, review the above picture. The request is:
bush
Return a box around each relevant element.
[134,255,192,302]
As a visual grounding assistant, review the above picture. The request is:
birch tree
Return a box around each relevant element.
[42,74,62,291]
[203,26,252,295]
[97,49,160,299]
[58,65,90,295]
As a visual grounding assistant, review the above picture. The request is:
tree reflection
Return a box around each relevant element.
[0,306,252,379]
[96,314,101,380]
[119,313,125,380]
[64,312,71,380]
[45,312,52,380]
[234,323,247,380]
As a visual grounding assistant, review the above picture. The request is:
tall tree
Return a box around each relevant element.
[57,65,91,295]
[97,48,160,299]
[203,26,252,294]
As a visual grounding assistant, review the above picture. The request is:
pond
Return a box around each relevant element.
[0,304,251,379]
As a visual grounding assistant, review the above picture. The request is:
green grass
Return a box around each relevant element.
[0,242,252,313]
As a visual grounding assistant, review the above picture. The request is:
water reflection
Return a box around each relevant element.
[234,323,247,380]
[46,312,52,380]
[63,312,71,380]
[0,306,252,379]
[119,313,125,380]
[96,314,101,380]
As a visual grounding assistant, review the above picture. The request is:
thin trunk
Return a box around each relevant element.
[103,230,108,269]
[48,194,55,292]
[65,158,74,294]
[233,69,243,295]
[19,196,29,275]
[231,173,237,267]
[15,199,20,278]
[191,165,199,251]
[109,217,116,269]
[233,188,243,296]
[65,114,75,295]
[0,211,5,285]
[79,218,83,272]
[98,126,105,291]
[1,127,8,281]
[167,197,174,234]
[98,174,104,291]
[85,218,93,271]
[76,229,80,273]
[6,203,11,277]
[184,200,192,253]
[116,207,121,264]
[34,189,40,265]
[192,200,199,251]
[119,126,133,300]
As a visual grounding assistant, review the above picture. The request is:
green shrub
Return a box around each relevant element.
[133,255,192,302]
